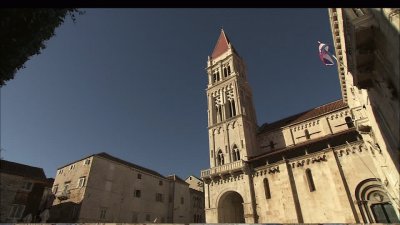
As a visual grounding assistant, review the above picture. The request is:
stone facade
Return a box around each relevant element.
[328,8,399,223]
[185,176,205,222]
[185,175,204,192]
[0,160,53,223]
[201,28,399,223]
[50,152,204,223]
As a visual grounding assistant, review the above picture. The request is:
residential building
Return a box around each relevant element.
[185,176,205,222]
[185,175,204,192]
[0,159,53,222]
[50,152,204,223]
[165,174,190,223]
[200,28,399,223]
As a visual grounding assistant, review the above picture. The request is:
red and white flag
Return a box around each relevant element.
[318,41,335,66]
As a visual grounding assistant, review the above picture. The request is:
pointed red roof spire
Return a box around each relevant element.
[211,28,231,59]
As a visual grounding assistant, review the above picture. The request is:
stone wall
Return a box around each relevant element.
[0,173,46,222]
[78,156,170,223]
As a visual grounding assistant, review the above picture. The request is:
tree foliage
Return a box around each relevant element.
[0,9,82,86]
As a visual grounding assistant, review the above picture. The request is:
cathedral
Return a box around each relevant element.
[200,22,399,223]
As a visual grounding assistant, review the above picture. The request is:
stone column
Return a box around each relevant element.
[243,163,258,223]
[285,160,303,223]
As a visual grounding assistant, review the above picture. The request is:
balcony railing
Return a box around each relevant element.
[201,160,245,178]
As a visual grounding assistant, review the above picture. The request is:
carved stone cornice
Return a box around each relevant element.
[253,165,280,177]
[209,173,244,186]
[335,142,368,157]
[290,153,328,169]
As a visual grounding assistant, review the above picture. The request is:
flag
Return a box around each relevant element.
[318,41,335,66]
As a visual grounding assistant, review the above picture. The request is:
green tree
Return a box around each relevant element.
[0,9,82,86]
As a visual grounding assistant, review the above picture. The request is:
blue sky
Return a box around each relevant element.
[1,9,340,179]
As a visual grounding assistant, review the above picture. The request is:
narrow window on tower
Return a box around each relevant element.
[235,146,240,161]
[227,64,231,75]
[232,145,239,161]
[231,100,236,116]
[213,73,217,83]
[227,100,236,118]
[214,95,222,123]
[219,105,223,122]
[226,101,232,118]
[223,67,228,77]
[216,71,220,81]
[215,105,219,122]
[305,129,311,140]
[264,178,271,199]
[216,105,223,122]
[217,150,224,166]
[306,168,316,192]
[345,116,354,128]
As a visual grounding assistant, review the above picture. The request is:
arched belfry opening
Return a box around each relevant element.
[217,191,245,223]
[217,149,224,166]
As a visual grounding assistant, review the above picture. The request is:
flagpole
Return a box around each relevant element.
[331,52,348,70]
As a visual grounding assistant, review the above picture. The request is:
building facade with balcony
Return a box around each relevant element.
[201,28,399,223]
[0,159,53,222]
[49,152,204,223]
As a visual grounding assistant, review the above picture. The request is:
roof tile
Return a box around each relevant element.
[211,29,230,59]
[0,160,47,180]
[259,99,347,134]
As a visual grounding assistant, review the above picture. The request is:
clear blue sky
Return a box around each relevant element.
[1,9,340,179]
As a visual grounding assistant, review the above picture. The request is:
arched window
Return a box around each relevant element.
[232,145,240,161]
[264,178,271,199]
[227,100,236,118]
[305,129,311,140]
[227,102,232,118]
[306,168,316,192]
[216,105,223,122]
[355,178,400,223]
[227,65,231,75]
[231,100,236,116]
[345,116,354,128]
[223,67,228,77]
[217,150,224,166]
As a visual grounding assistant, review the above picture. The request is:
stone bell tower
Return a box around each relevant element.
[205,29,259,168]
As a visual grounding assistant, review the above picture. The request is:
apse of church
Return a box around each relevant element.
[200,28,400,223]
